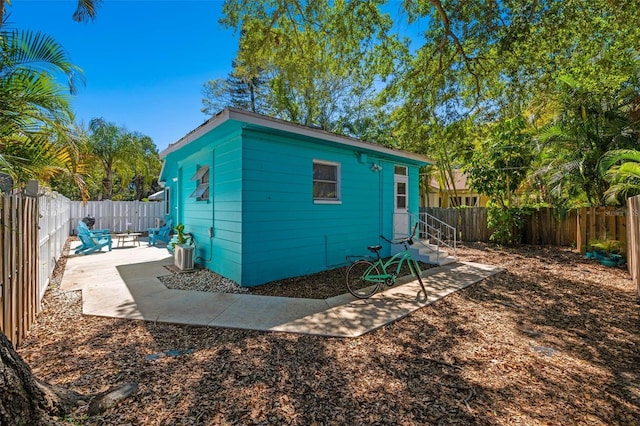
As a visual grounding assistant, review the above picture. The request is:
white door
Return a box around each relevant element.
[393,166,409,238]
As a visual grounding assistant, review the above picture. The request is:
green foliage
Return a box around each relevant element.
[170,223,191,251]
[216,0,640,210]
[0,26,89,197]
[600,149,640,205]
[174,223,188,245]
[219,0,402,132]
[84,118,161,200]
[531,75,640,207]
[588,238,624,256]
[487,206,528,245]
[201,61,268,115]
[464,116,532,208]
[385,0,640,208]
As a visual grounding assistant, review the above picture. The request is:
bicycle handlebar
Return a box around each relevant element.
[380,223,418,245]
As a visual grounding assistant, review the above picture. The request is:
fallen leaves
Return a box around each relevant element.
[15,241,640,425]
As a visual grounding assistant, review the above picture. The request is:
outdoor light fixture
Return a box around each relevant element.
[370,163,383,172]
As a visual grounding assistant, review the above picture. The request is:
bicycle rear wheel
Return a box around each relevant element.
[346,260,380,299]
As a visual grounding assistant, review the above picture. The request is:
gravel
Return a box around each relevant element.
[157,268,249,294]
[155,259,434,299]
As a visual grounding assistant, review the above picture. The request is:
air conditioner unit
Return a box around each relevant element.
[174,245,194,270]
[154,217,165,228]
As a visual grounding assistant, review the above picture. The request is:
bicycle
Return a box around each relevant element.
[345,224,428,299]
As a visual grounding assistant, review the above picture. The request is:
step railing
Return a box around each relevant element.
[410,212,457,256]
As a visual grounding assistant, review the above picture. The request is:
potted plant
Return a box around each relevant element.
[168,223,191,254]
[589,238,624,267]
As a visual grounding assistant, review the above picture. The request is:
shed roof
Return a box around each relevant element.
[160,108,429,165]
[148,190,164,201]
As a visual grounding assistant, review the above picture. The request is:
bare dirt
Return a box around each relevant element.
[16,241,640,425]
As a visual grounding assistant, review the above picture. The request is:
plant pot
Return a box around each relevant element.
[600,257,618,267]
[585,251,594,259]
[593,250,606,261]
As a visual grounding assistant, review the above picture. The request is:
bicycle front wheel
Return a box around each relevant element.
[346,260,380,299]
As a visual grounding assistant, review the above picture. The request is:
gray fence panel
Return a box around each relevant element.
[69,200,164,234]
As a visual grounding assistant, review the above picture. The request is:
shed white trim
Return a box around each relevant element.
[160,108,430,165]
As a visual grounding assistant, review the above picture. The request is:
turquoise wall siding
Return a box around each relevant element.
[161,120,424,287]
[239,128,421,286]
[161,124,244,283]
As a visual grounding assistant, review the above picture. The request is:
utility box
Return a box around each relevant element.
[174,244,194,270]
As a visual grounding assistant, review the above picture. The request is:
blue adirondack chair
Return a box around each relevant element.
[77,221,110,236]
[75,221,112,254]
[148,219,172,246]
[76,232,112,255]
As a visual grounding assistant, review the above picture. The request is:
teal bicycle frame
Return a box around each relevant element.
[346,224,427,299]
[363,249,421,285]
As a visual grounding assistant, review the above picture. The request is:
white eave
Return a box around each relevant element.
[159,108,429,164]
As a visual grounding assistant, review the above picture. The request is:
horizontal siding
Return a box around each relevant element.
[164,127,244,283]
[164,121,422,287]
[240,129,389,286]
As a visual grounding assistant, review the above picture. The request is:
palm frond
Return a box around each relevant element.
[599,149,640,174]
[1,29,85,94]
[72,0,102,23]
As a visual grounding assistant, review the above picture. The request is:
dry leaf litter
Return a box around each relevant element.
[16,239,640,425]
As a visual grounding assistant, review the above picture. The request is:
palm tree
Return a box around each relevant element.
[86,118,160,200]
[0,0,101,31]
[532,75,639,206]
[0,27,89,196]
[600,149,640,205]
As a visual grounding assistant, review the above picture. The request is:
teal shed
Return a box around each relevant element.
[158,108,432,287]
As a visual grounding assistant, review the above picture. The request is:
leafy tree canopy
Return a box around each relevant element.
[219,0,404,132]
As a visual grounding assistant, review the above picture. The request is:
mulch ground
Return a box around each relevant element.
[248,259,434,299]
[16,241,640,425]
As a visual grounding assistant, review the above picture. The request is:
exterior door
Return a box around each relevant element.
[393,166,409,238]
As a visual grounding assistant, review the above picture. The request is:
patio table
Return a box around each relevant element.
[114,232,142,248]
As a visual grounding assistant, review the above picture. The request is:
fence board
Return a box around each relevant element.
[628,196,640,300]
[421,206,626,250]
[69,200,164,234]
[1,191,71,346]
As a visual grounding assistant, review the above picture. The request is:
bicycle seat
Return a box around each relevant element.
[367,245,382,253]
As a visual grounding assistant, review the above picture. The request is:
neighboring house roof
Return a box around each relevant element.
[159,108,429,164]
[430,169,470,191]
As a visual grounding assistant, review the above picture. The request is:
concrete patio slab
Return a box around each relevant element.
[60,241,503,337]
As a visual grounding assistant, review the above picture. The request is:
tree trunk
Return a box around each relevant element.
[1,331,137,424]
[0,1,5,32]
[0,331,81,425]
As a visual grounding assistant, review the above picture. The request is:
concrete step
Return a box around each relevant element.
[410,240,457,266]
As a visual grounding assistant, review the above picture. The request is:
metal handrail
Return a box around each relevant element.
[410,212,457,255]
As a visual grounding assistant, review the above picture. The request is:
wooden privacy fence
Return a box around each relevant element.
[421,207,627,249]
[1,194,39,346]
[2,195,161,345]
[627,195,640,300]
[421,207,490,242]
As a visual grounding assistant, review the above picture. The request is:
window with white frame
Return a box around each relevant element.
[190,165,209,201]
[313,160,340,202]
[394,165,408,176]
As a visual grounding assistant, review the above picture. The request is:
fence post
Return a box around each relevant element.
[628,196,640,301]
[576,208,586,254]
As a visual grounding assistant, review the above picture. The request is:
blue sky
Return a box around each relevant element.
[8,1,420,152]
[8,0,238,152]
